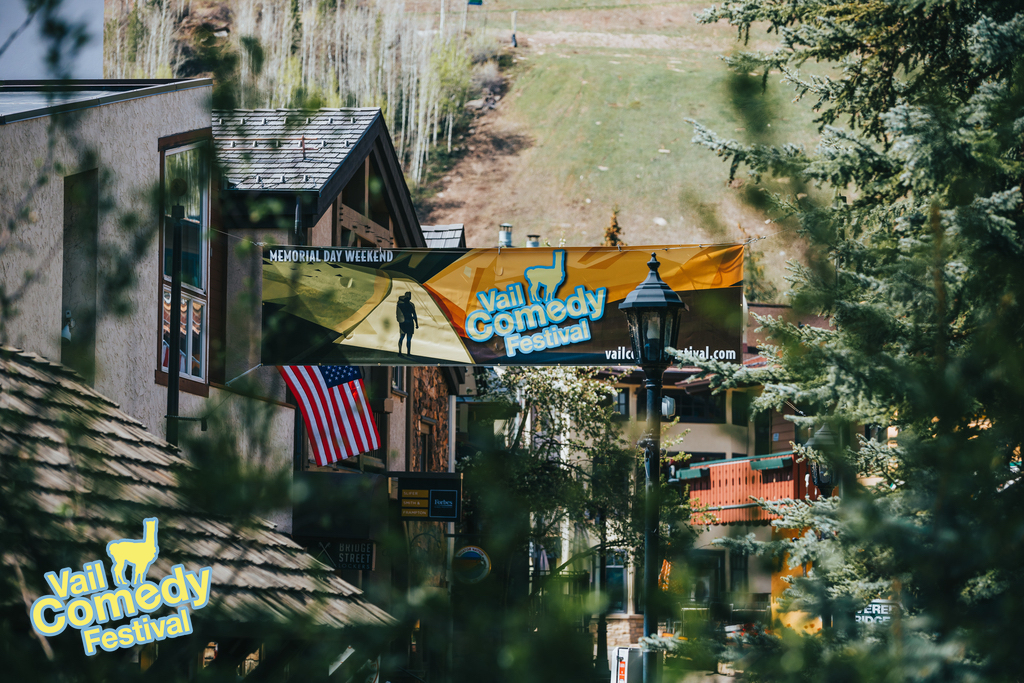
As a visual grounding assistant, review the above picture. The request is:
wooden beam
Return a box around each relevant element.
[338,203,393,248]
[363,157,370,218]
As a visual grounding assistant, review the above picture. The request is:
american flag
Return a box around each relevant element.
[278,365,381,466]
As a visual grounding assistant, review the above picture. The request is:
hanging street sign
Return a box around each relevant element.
[397,473,462,521]
[312,540,376,571]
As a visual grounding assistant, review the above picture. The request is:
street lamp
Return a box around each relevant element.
[806,423,838,498]
[619,253,687,683]
[805,422,839,630]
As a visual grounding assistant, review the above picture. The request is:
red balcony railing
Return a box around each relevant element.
[681,452,822,524]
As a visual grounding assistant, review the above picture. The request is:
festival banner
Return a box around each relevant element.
[261,244,743,366]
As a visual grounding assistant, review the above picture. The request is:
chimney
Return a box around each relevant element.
[499,223,513,248]
[526,234,541,248]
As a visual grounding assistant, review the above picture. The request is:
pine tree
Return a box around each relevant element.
[670,2,1024,681]
[603,206,626,247]
[744,243,778,304]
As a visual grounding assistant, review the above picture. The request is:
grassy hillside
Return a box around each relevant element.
[104,0,824,293]
[506,46,818,243]
[415,1,830,293]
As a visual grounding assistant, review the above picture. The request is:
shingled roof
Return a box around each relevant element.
[213,108,426,247]
[214,108,378,193]
[0,346,394,633]
[421,224,465,249]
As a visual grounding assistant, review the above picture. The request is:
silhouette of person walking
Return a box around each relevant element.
[396,291,418,356]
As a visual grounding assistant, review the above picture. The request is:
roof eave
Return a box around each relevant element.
[0,78,212,125]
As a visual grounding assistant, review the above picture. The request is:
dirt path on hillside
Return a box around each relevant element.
[415,67,786,249]
[417,108,537,247]
[417,14,790,253]
[524,30,774,53]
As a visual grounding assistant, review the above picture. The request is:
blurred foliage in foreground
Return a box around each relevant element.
[674,1,1024,682]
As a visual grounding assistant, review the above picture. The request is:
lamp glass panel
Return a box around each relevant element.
[666,308,682,349]
[641,310,666,363]
[624,310,642,361]
[645,314,661,341]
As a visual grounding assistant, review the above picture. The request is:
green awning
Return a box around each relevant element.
[750,457,793,471]
[676,467,710,480]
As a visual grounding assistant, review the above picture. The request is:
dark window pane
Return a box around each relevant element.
[730,552,748,593]
[615,389,629,418]
[190,300,204,377]
[754,410,771,455]
[606,567,625,613]
[732,391,751,426]
[606,551,626,613]
[663,390,725,423]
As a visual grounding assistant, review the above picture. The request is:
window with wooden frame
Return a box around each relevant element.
[614,388,629,419]
[159,141,210,385]
[605,550,627,613]
[392,366,406,394]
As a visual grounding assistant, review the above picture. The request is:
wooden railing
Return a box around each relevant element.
[682,453,821,524]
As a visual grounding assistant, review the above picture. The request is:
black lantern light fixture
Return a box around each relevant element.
[619,253,688,683]
[619,254,688,369]
[806,423,838,498]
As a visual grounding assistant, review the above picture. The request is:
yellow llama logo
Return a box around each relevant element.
[523,249,567,304]
[29,517,212,655]
[107,517,160,586]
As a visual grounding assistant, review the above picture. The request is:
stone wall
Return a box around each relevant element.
[411,366,450,473]
[591,614,645,668]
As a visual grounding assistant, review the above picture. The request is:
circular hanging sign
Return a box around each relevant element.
[453,545,491,584]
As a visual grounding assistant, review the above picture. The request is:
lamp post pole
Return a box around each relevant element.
[807,422,839,631]
[166,204,184,447]
[618,253,688,683]
[642,366,664,683]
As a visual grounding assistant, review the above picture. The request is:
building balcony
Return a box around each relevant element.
[676,452,823,524]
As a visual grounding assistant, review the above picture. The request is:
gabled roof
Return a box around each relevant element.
[0,346,394,633]
[421,224,466,249]
[214,108,378,193]
[213,108,426,247]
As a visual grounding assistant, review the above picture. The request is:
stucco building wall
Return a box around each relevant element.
[0,83,299,531]
[0,85,210,433]
[623,385,749,457]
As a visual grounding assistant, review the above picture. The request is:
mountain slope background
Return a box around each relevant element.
[412,1,823,293]
[105,0,828,294]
